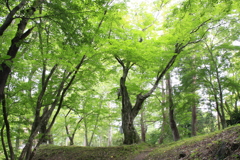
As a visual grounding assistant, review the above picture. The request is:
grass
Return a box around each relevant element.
[32,142,150,160]
[33,125,240,160]
[147,124,240,160]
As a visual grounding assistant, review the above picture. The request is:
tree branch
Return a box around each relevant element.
[0,0,27,36]
[115,55,125,68]
[190,18,211,34]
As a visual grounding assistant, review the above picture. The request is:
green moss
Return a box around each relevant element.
[33,143,149,160]
[33,125,240,160]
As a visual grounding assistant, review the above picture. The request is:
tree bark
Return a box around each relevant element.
[2,93,15,160]
[191,104,197,136]
[167,73,180,141]
[118,61,140,144]
[158,80,167,144]
[1,123,9,160]
[158,108,167,144]
[140,110,147,142]
[84,116,89,146]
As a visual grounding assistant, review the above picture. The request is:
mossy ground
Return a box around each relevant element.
[147,124,240,160]
[32,142,149,160]
[33,125,240,160]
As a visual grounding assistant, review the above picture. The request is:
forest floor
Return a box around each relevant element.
[33,124,240,160]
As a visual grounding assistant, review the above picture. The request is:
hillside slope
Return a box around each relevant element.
[33,125,240,160]
[147,125,240,160]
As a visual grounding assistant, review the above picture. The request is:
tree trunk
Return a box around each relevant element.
[1,93,15,160]
[158,80,167,144]
[84,116,89,146]
[217,114,221,130]
[120,75,140,144]
[158,107,167,144]
[140,110,147,142]
[191,104,197,136]
[122,109,140,144]
[167,73,180,141]
[0,0,41,104]
[191,58,197,137]
[1,123,9,160]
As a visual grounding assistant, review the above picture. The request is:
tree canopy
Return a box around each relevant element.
[0,0,239,159]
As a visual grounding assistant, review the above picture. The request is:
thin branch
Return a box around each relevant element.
[190,18,211,34]
[115,55,125,68]
[5,0,11,11]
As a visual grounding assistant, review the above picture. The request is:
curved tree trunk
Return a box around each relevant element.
[115,42,188,144]
[120,76,140,144]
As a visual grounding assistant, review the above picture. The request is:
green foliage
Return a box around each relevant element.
[0,0,239,158]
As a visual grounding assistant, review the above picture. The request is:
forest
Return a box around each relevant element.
[0,0,239,159]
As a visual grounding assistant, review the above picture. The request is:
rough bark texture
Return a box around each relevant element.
[167,74,180,141]
[121,77,140,144]
[114,59,140,144]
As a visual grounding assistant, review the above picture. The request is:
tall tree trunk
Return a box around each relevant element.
[191,76,197,136]
[158,80,167,144]
[2,93,15,160]
[140,110,147,142]
[120,73,140,144]
[191,104,197,136]
[84,117,89,146]
[191,56,197,137]
[158,107,167,144]
[167,73,180,141]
